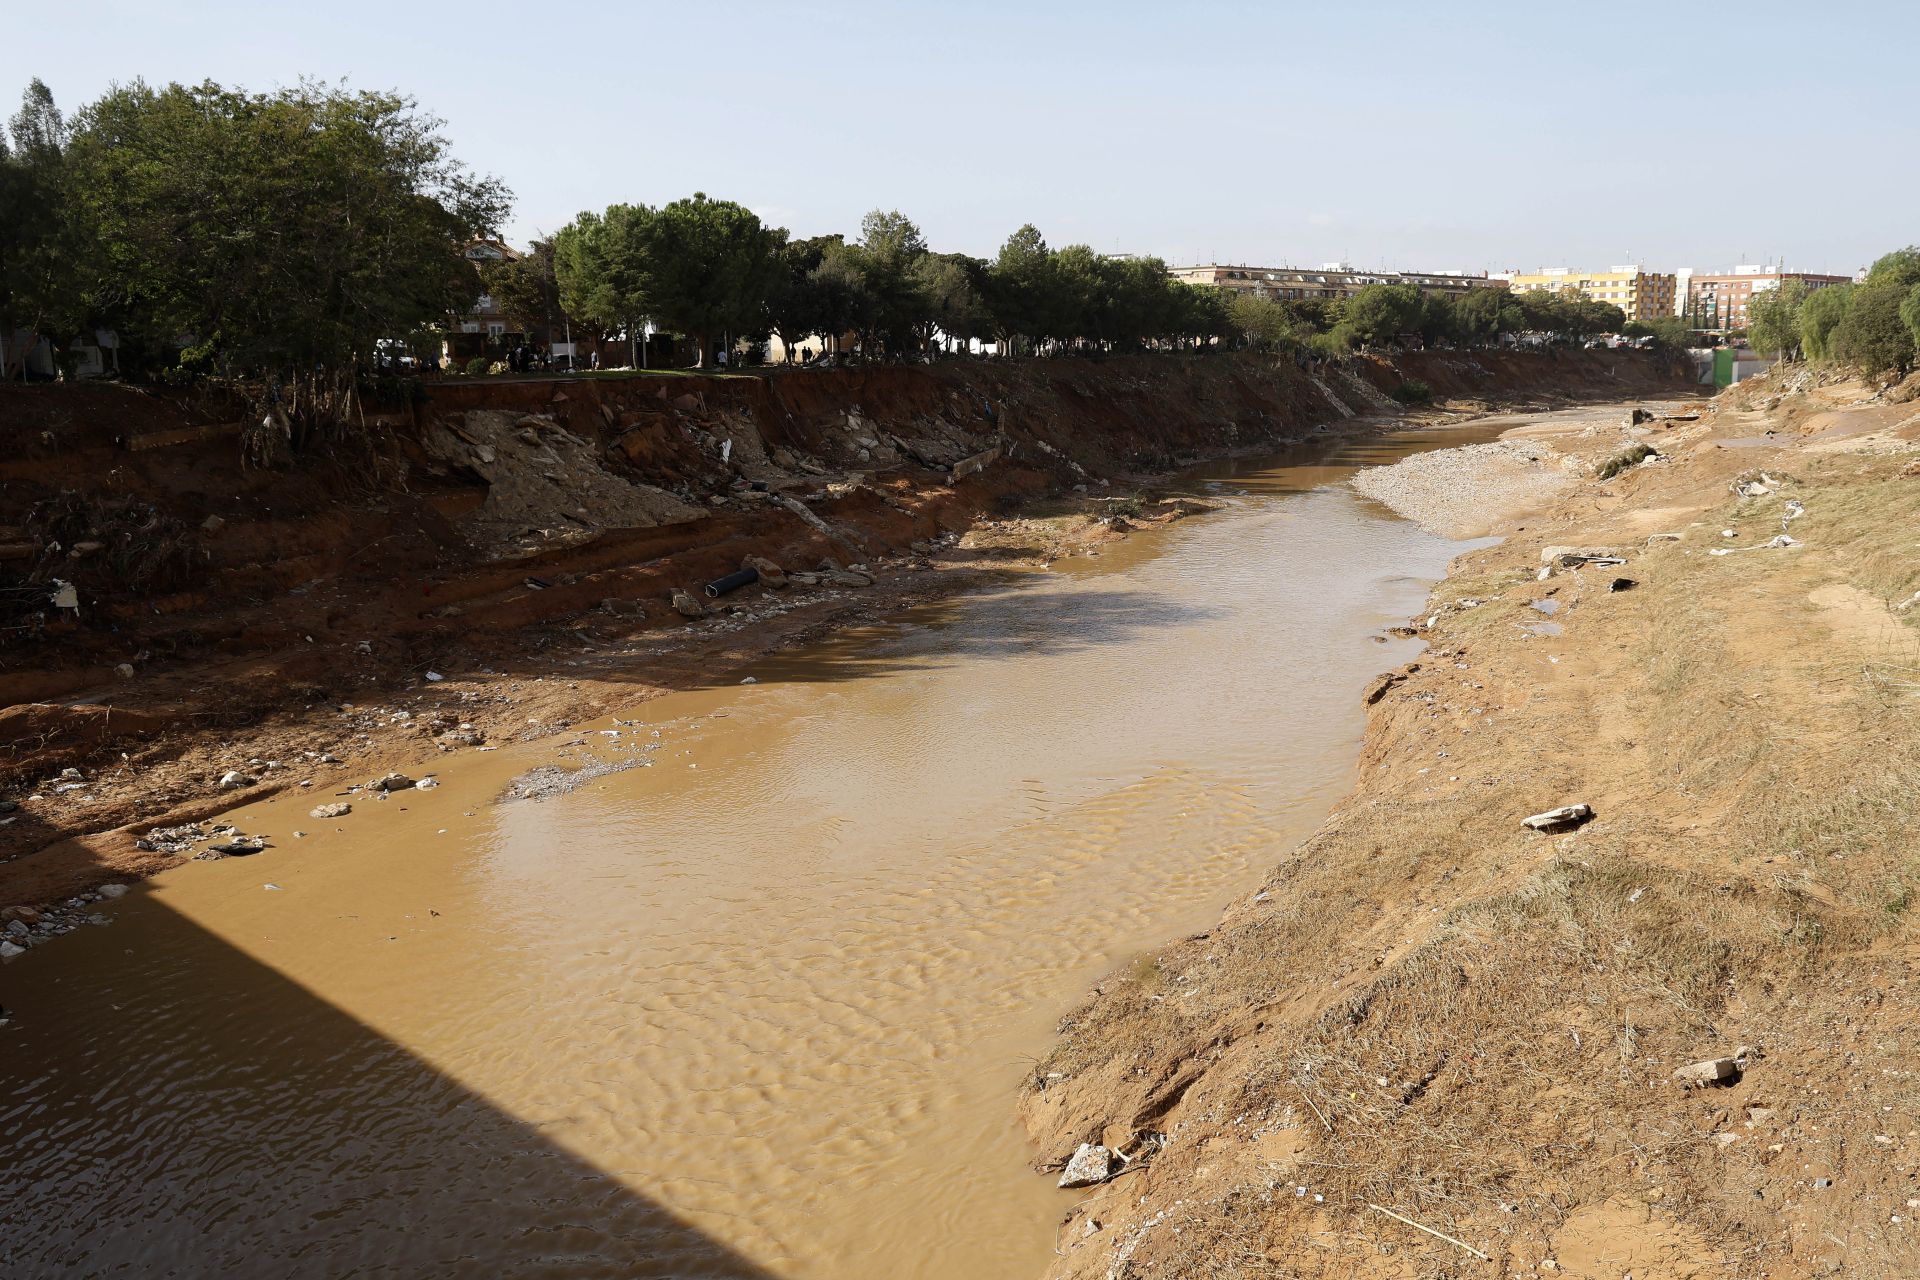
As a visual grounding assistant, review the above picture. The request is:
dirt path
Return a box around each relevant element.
[1023,368,1920,1280]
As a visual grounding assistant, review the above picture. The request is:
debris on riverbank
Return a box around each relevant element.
[1025,366,1920,1279]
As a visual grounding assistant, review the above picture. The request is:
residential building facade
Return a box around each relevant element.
[1681,266,1851,333]
[1167,263,1507,303]
[1498,266,1677,323]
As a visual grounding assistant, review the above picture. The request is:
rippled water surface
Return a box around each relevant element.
[2,426,1496,1278]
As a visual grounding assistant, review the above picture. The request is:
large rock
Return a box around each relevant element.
[309,802,352,819]
[372,772,415,792]
[1058,1142,1114,1189]
[742,555,788,589]
[671,589,708,619]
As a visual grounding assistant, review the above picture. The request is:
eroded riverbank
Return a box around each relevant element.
[2,423,1513,1278]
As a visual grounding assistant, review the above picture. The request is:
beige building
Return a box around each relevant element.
[1169,263,1507,303]
[1498,266,1677,323]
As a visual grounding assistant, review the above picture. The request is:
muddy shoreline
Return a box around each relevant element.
[0,350,1687,916]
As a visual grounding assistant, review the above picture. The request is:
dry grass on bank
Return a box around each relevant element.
[1028,411,1920,1279]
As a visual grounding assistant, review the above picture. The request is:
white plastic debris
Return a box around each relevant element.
[425,671,444,682]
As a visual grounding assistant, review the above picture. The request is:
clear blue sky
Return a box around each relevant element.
[6,0,1913,276]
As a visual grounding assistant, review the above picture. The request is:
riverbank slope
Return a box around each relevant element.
[1023,366,1920,1279]
[0,351,1682,920]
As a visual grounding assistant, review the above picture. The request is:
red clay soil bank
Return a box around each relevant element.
[0,349,1685,906]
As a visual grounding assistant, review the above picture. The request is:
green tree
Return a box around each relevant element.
[984,224,1060,353]
[762,234,838,361]
[1228,293,1295,351]
[852,209,933,356]
[641,193,784,366]
[912,252,989,353]
[61,78,506,440]
[1343,283,1424,347]
[481,238,567,342]
[0,79,75,379]
[1622,313,1694,352]
[1901,285,1920,362]
[809,241,877,358]
[553,204,654,366]
[1451,287,1524,346]
[1800,283,1852,362]
[1835,248,1920,374]
[1745,278,1808,359]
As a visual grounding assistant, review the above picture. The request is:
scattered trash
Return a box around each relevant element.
[1539,546,1625,571]
[523,577,552,591]
[415,776,439,790]
[1522,803,1592,832]
[207,836,266,857]
[740,676,758,684]
[424,671,444,682]
[1710,534,1800,557]
[263,883,282,891]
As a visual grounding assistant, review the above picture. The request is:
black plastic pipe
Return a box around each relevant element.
[704,567,759,598]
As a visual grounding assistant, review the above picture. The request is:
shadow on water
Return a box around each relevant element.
[0,872,783,1279]
[733,583,1228,690]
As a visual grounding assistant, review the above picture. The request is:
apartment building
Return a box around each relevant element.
[1168,263,1506,303]
[1499,266,1677,323]
[1682,266,1852,332]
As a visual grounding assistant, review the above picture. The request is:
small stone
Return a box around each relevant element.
[1523,803,1593,832]
[96,883,130,899]
[0,941,25,960]
[1058,1143,1114,1189]
[372,772,415,792]
[309,802,352,819]
[219,770,255,790]
[202,514,226,533]
[671,589,708,619]
[1674,1056,1739,1086]
[6,920,28,938]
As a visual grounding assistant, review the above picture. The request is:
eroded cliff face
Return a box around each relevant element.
[0,349,1683,920]
[1021,368,1920,1280]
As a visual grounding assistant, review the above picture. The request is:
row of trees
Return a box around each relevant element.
[541,194,1663,367]
[1223,282,1664,357]
[0,77,507,436]
[1747,248,1920,375]
[540,201,1243,364]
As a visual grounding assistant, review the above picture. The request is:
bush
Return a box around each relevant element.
[1388,379,1433,405]
[463,356,488,376]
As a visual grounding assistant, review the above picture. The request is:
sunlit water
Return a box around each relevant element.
[1,426,1499,1279]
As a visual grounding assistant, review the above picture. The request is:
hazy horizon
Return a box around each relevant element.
[6,0,1913,276]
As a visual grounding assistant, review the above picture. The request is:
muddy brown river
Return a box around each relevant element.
[2,426,1497,1278]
